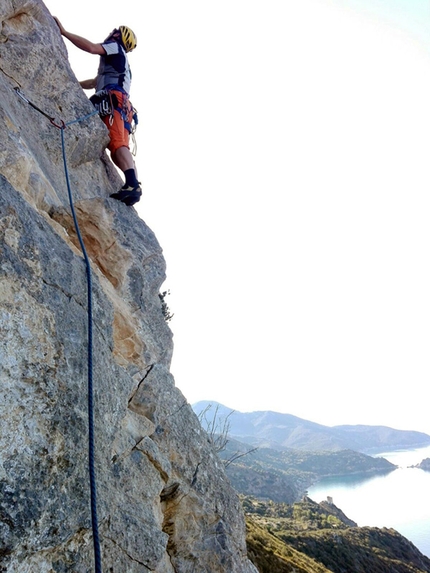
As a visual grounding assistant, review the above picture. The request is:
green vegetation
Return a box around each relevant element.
[158,290,174,322]
[222,441,395,479]
[242,496,355,530]
[243,497,430,573]
[246,517,331,573]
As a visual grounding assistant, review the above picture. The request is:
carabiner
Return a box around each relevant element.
[50,117,66,129]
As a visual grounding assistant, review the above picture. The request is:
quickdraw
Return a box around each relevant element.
[14,87,65,129]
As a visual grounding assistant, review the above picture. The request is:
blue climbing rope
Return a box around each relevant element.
[60,113,102,573]
[15,86,102,571]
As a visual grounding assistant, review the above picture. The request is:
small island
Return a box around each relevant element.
[412,458,430,471]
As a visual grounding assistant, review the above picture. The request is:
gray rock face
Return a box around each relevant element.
[0,2,257,571]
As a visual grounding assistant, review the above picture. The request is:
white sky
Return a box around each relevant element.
[44,0,430,434]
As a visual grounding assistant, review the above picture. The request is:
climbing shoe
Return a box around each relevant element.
[110,184,142,207]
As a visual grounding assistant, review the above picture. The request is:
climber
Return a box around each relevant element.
[53,17,141,207]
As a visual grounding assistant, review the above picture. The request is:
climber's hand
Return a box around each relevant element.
[53,17,66,36]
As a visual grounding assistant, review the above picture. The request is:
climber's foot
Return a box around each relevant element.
[110,184,142,207]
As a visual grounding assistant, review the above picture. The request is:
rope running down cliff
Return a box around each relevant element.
[60,115,102,573]
[14,88,102,573]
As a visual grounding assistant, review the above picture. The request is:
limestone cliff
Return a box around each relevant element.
[0,2,258,571]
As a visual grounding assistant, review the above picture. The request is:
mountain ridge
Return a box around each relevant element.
[193,400,430,452]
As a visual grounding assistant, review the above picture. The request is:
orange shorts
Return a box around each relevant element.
[102,90,133,154]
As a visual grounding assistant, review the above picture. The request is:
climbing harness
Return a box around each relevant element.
[90,89,118,119]
[14,87,102,573]
[90,88,138,155]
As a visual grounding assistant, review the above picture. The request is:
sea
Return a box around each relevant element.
[307,445,430,558]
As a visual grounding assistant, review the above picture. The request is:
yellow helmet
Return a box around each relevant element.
[119,26,137,52]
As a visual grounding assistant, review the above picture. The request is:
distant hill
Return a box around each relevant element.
[220,437,395,504]
[193,401,430,453]
[415,458,430,471]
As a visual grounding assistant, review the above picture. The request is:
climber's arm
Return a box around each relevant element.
[80,79,97,90]
[53,17,106,55]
